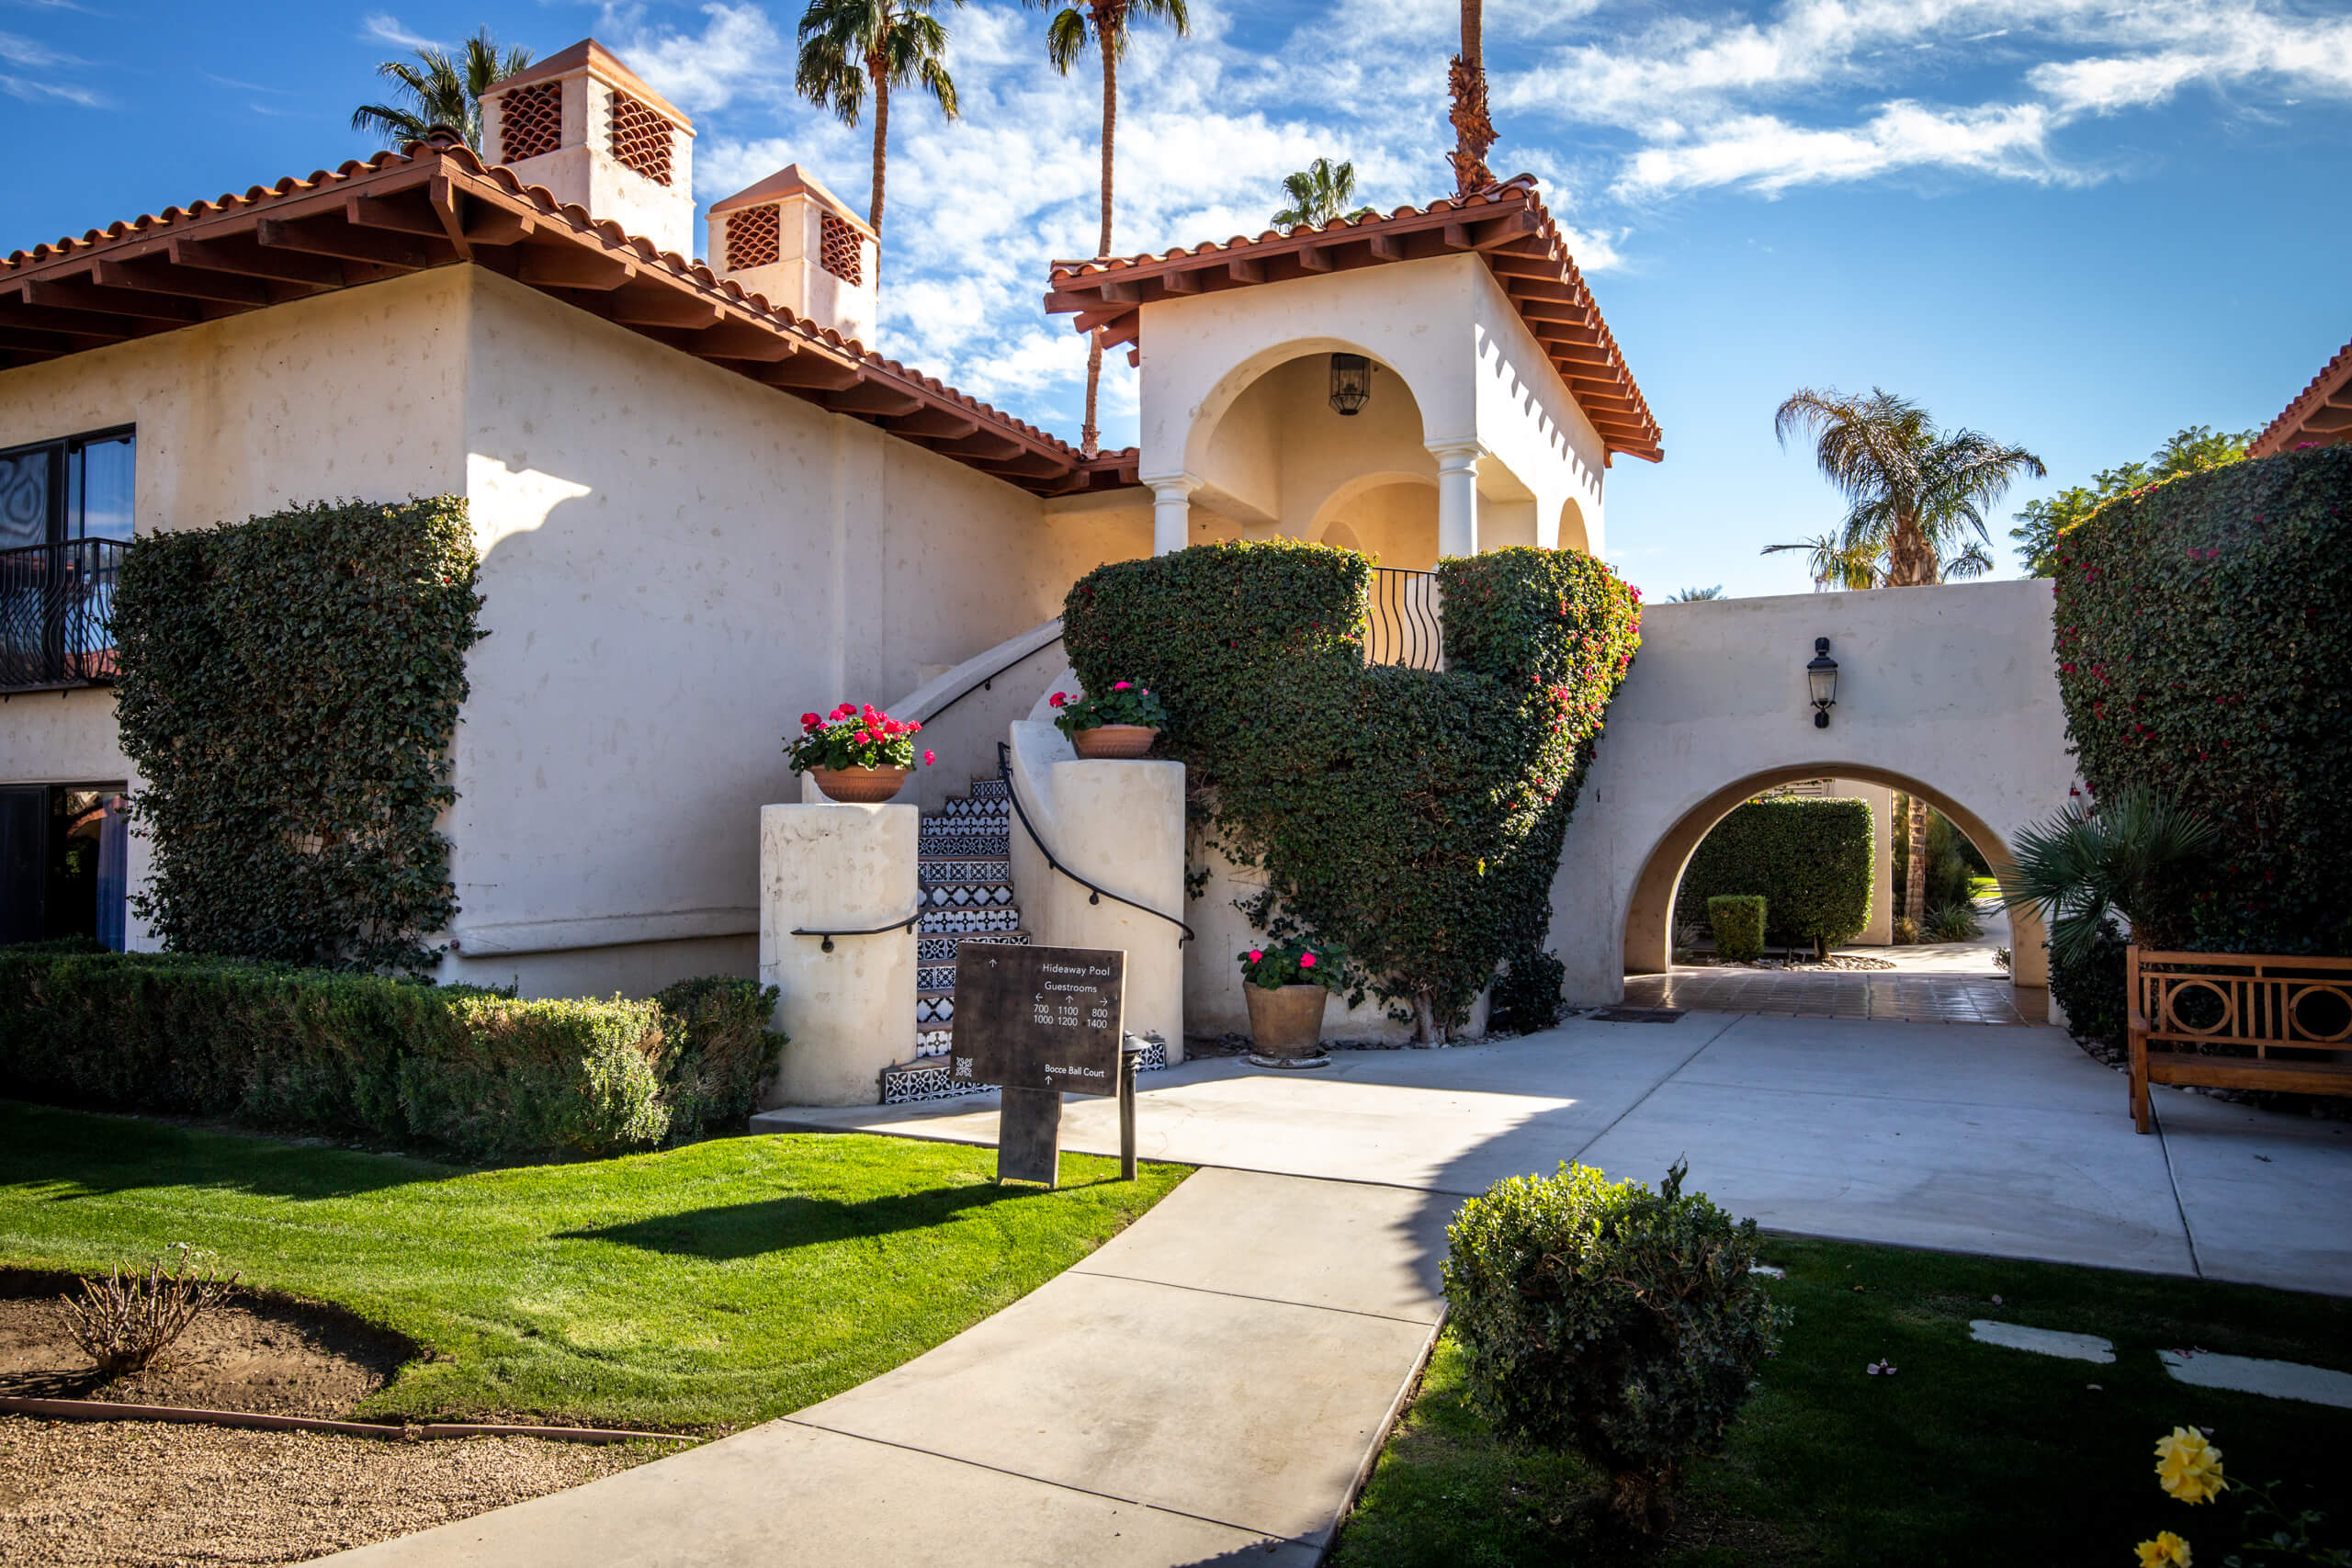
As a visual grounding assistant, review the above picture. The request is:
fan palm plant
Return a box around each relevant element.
[796,0,963,237]
[1026,0,1191,456]
[2000,788,2218,969]
[352,28,533,152]
[1771,388,2045,589]
[1272,158,1376,231]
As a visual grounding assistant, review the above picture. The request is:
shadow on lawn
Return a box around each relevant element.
[556,1180,1053,1259]
[0,1098,444,1201]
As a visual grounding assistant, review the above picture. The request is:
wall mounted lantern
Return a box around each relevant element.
[1329,353,1372,416]
[1806,637,1839,728]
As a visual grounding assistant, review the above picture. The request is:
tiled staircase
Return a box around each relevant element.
[878,774,1169,1106]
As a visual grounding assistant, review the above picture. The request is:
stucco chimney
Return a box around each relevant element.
[480,39,695,258]
[708,167,878,346]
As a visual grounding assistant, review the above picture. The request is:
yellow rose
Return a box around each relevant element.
[2136,1529,2192,1566]
[2154,1427,2226,1505]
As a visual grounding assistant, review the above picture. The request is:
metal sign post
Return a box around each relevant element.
[951,944,1125,1188]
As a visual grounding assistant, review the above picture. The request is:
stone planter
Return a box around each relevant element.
[808,764,910,804]
[1071,724,1159,760]
[1245,983,1329,1064]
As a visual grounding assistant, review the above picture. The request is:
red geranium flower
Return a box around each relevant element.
[922,750,935,765]
[1050,693,1068,707]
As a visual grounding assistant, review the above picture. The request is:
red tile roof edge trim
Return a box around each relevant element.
[4,141,1140,487]
[2252,333,2352,458]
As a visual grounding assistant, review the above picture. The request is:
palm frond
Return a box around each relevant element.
[2001,787,2217,965]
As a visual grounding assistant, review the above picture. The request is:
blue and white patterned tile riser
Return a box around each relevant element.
[881,1035,1170,1105]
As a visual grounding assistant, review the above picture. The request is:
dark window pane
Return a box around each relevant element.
[0,448,51,552]
[73,434,135,541]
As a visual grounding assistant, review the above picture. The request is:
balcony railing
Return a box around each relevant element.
[1366,567,1443,671]
[1,539,126,693]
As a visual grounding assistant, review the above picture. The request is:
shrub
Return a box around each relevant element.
[1490,946,1565,1033]
[62,1245,239,1380]
[1893,915,1920,945]
[2052,445,2352,954]
[2049,916,2131,1055]
[1923,901,1984,942]
[652,976,786,1133]
[112,498,484,975]
[0,947,732,1161]
[1062,540,1639,1039]
[1708,896,1766,963]
[1442,1159,1788,1532]
[1675,797,1873,956]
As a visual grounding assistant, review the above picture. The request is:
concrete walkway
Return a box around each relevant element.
[760,1011,2352,1297]
[319,1167,1446,1567]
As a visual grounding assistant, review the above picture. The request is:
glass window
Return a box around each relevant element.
[73,434,135,542]
[0,446,50,552]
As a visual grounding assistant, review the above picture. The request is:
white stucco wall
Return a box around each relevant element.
[440,268,1141,989]
[1136,255,1610,559]
[1550,579,2074,1004]
[0,268,473,949]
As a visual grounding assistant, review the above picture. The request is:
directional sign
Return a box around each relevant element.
[950,944,1124,1096]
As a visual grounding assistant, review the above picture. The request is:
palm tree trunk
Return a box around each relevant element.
[1887,513,1937,586]
[1905,800,1928,928]
[1080,22,1117,458]
[1462,0,1480,68]
[868,71,890,234]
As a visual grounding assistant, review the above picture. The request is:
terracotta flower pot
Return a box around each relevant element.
[1072,724,1159,760]
[809,764,910,804]
[1245,982,1329,1060]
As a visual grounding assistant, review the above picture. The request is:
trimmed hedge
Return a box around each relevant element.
[0,948,783,1162]
[1677,797,1874,951]
[113,497,485,975]
[1708,896,1766,964]
[2052,445,2352,954]
[1062,541,1639,1036]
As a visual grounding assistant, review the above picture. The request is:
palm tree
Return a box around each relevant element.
[2001,788,2217,967]
[1028,0,1191,457]
[796,0,963,236]
[1668,585,1724,602]
[1771,387,2046,589]
[352,28,533,152]
[1761,531,1995,590]
[1272,158,1376,231]
[1448,0,1496,195]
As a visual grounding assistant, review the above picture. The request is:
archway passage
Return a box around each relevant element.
[1618,763,2048,1024]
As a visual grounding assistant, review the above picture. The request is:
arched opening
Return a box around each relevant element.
[1623,763,2047,990]
[1557,496,1590,554]
[1190,345,1434,540]
[1309,474,1439,568]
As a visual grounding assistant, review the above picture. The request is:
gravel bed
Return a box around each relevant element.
[0,1415,650,1565]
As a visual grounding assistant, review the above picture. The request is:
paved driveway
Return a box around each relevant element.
[759,1011,2352,1297]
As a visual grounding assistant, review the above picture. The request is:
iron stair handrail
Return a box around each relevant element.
[920,631,1067,728]
[791,909,924,952]
[996,740,1193,945]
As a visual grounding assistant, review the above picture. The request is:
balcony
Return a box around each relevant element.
[1,539,126,693]
[1366,567,1443,671]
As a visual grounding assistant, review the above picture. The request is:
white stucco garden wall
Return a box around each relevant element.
[1550,579,2075,1006]
[0,268,474,951]
[1135,254,1610,560]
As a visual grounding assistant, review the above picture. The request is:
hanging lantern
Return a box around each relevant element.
[1329,353,1372,416]
[1806,637,1839,728]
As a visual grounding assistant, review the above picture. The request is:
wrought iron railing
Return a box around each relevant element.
[1,539,126,692]
[1366,567,1442,671]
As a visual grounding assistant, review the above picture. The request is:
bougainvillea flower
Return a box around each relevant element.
[1114,680,1132,690]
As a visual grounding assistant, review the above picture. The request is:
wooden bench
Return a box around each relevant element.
[2128,947,2352,1133]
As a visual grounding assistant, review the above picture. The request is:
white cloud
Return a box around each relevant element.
[600,2,790,115]
[0,26,71,65]
[1619,99,2069,195]
[1,70,102,106]
[361,13,440,52]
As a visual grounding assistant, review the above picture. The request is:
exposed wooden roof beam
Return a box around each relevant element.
[758,355,865,393]
[607,288,724,329]
[827,379,926,417]
[254,216,432,271]
[95,255,271,306]
[517,244,636,290]
[167,235,347,288]
[20,276,203,324]
[885,407,983,441]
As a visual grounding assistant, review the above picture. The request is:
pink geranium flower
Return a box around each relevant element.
[1300,952,1317,967]
[1050,693,1067,707]
[855,729,871,744]
[800,712,821,728]
[1249,949,1263,963]
[922,750,935,765]
[1114,680,1131,690]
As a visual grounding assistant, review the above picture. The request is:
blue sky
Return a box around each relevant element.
[6,0,2347,599]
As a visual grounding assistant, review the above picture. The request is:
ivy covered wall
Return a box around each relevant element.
[1063,541,1640,1036]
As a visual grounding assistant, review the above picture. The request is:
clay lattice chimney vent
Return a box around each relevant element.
[707,164,879,346]
[477,39,696,257]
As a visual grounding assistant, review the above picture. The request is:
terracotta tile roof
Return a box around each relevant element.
[2251,333,2352,458]
[1,136,1136,496]
[1044,175,1662,464]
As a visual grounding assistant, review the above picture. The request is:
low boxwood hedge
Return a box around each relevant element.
[1708,896,1766,964]
[0,947,782,1162]
[1678,797,1874,953]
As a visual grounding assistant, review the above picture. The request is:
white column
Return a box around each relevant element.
[1430,441,1483,559]
[1147,474,1200,556]
[759,802,919,1106]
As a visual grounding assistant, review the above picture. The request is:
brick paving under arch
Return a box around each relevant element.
[1620,965,2034,1025]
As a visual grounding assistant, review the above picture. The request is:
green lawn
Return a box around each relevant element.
[0,1100,1185,1432]
[1335,1237,2352,1567]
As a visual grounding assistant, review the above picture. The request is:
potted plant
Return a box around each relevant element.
[1239,938,1340,1066]
[1049,681,1169,759]
[786,703,935,803]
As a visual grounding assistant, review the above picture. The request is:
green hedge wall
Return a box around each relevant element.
[0,948,783,1162]
[1676,797,1874,948]
[1707,896,1766,963]
[2051,445,2352,953]
[113,497,485,975]
[1063,541,1639,1034]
